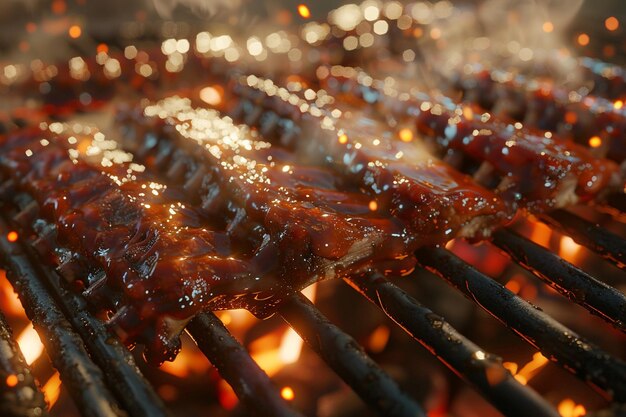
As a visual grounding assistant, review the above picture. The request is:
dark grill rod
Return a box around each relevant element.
[4,190,172,417]
[187,312,303,417]
[492,229,626,332]
[416,247,626,402]
[0,217,126,417]
[278,294,426,417]
[19,241,170,417]
[345,273,560,417]
[541,209,626,270]
[0,312,49,417]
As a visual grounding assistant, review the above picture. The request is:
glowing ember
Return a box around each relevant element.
[5,374,18,387]
[281,386,295,401]
[368,200,378,211]
[68,25,82,39]
[398,128,414,142]
[16,325,45,365]
[368,325,390,353]
[559,236,582,263]
[605,16,619,32]
[558,398,586,417]
[297,4,311,19]
[6,231,18,242]
[218,379,238,410]
[42,372,62,410]
[588,136,602,148]
[542,21,554,33]
[199,86,223,106]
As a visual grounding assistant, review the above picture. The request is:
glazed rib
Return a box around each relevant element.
[451,65,626,164]
[0,127,271,363]
[318,66,622,212]
[229,75,510,242]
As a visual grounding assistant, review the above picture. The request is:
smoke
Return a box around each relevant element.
[477,0,585,52]
[149,0,242,18]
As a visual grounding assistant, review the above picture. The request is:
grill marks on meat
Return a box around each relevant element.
[451,65,626,165]
[0,128,266,363]
[230,76,510,243]
[119,97,417,286]
[318,66,622,212]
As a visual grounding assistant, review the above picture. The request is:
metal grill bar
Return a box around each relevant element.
[23,243,171,417]
[492,229,626,332]
[2,188,170,417]
[278,294,426,417]
[541,209,626,269]
[187,312,303,417]
[0,312,48,417]
[4,185,300,417]
[0,217,126,417]
[344,272,561,417]
[415,247,626,401]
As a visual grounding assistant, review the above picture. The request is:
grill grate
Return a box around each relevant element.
[542,210,626,269]
[491,228,626,330]
[0,48,625,417]
[346,272,559,417]
[1,178,625,416]
[416,247,626,402]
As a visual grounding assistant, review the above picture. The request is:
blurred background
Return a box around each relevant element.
[0,0,625,63]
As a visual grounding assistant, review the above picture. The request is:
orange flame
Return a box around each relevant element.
[43,372,62,410]
[251,284,317,376]
[218,379,238,410]
[528,220,552,248]
[503,352,549,385]
[558,399,586,417]
[0,270,26,317]
[16,325,45,365]
[159,342,210,378]
[559,236,582,263]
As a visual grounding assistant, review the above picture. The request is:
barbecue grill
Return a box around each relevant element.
[0,1,625,417]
